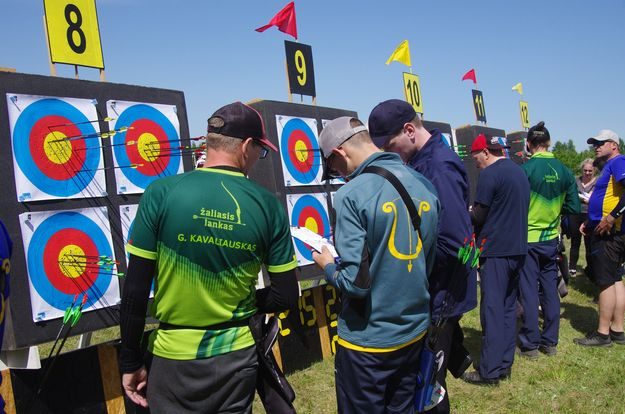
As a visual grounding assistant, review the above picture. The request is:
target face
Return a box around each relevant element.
[277,115,323,186]
[107,100,183,194]
[287,193,331,265]
[119,204,138,265]
[7,94,106,202]
[494,136,511,158]
[19,208,120,322]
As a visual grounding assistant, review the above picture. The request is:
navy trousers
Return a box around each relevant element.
[518,239,559,350]
[478,256,524,380]
[335,338,424,414]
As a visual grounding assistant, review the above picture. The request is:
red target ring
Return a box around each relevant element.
[124,119,171,175]
[287,129,315,173]
[29,115,87,180]
[42,228,98,294]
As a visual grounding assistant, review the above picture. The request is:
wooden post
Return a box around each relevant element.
[43,15,57,77]
[285,60,292,103]
[312,286,331,358]
[99,69,106,82]
[97,345,125,414]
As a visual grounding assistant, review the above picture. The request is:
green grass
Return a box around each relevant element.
[255,240,625,414]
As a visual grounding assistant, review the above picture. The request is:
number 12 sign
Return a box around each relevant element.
[403,72,423,114]
[44,0,105,69]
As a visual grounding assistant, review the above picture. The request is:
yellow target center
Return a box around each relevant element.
[44,132,72,164]
[294,140,309,163]
[138,133,160,162]
[58,245,86,278]
[304,217,319,234]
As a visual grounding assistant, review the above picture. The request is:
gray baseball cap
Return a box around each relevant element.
[587,129,619,145]
[318,117,367,159]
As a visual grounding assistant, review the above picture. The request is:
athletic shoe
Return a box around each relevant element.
[569,269,577,278]
[573,332,612,347]
[461,370,499,386]
[516,346,539,359]
[538,344,557,356]
[609,330,625,345]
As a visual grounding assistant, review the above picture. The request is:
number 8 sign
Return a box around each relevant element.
[44,0,105,69]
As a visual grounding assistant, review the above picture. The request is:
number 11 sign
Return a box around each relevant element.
[43,0,105,69]
[403,72,423,114]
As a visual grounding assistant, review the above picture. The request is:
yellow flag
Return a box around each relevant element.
[386,40,411,67]
[511,82,523,95]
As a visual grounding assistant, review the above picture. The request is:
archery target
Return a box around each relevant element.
[19,207,120,322]
[287,193,331,265]
[7,94,106,202]
[276,115,323,186]
[107,100,183,194]
[494,136,512,158]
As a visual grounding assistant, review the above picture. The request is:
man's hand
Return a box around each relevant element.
[594,215,615,236]
[122,366,148,408]
[579,221,587,236]
[312,246,334,269]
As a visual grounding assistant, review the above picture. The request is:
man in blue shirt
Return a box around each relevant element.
[369,99,477,412]
[575,129,625,347]
[0,218,12,413]
[462,134,530,385]
[313,116,439,414]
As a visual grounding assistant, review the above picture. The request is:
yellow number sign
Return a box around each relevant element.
[403,72,423,114]
[44,0,104,68]
[519,101,530,129]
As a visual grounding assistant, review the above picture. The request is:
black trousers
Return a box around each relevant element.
[568,213,590,271]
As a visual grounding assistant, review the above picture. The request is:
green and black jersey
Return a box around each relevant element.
[127,167,297,360]
[522,152,580,243]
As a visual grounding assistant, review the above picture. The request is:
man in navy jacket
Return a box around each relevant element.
[369,100,477,413]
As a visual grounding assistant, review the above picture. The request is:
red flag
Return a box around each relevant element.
[462,68,477,84]
[255,2,298,39]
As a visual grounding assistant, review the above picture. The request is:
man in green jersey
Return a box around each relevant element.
[517,122,580,357]
[120,102,299,413]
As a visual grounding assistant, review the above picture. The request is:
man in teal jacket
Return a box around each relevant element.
[313,116,439,414]
[517,122,580,357]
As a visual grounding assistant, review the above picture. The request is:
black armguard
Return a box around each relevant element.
[470,203,490,227]
[256,268,299,313]
[119,254,155,373]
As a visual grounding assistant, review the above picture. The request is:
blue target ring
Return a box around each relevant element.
[28,211,113,312]
[113,104,181,189]
[13,99,100,197]
[290,195,331,261]
[280,118,321,184]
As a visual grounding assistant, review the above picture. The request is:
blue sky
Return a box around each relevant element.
[2,0,624,151]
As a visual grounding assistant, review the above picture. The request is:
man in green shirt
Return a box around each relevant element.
[120,102,299,413]
[517,122,580,357]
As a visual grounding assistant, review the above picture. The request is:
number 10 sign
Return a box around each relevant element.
[403,72,423,114]
[43,0,105,69]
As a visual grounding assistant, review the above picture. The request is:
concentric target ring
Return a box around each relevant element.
[27,211,113,311]
[290,195,330,261]
[280,118,320,184]
[113,104,181,189]
[12,99,100,197]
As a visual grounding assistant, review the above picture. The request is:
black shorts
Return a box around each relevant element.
[588,232,625,287]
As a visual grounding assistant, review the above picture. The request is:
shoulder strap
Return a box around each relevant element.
[362,165,422,235]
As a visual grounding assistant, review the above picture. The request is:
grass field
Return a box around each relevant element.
[255,243,625,414]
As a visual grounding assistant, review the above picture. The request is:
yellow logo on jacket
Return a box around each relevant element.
[383,199,430,271]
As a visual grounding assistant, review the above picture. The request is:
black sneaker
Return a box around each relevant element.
[609,330,625,345]
[574,331,612,347]
[538,344,557,356]
[516,346,539,359]
[461,370,499,386]
[499,367,512,380]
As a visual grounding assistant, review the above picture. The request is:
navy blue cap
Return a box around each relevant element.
[368,99,416,147]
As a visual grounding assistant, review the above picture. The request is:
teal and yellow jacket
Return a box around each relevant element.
[324,152,440,351]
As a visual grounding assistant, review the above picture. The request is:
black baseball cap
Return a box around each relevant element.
[207,102,277,151]
[368,99,417,147]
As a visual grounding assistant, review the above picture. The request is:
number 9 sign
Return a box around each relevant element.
[285,40,316,97]
[44,0,105,69]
